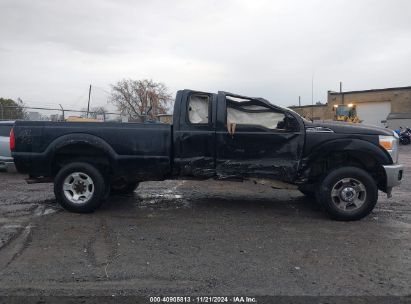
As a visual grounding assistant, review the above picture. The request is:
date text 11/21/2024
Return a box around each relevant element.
[149,296,257,303]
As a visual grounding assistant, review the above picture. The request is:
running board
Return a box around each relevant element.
[248,178,298,190]
[25,177,53,184]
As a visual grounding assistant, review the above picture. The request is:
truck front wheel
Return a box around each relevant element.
[54,162,106,213]
[316,166,378,221]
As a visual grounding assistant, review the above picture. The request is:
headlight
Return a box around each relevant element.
[379,135,399,163]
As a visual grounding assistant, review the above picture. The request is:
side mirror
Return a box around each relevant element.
[283,116,298,131]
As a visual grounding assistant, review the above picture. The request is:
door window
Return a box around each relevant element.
[226,97,286,130]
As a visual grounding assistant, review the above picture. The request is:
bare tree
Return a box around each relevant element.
[90,106,108,120]
[81,106,108,120]
[110,79,172,121]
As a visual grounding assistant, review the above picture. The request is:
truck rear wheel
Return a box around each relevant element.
[54,162,106,213]
[316,166,378,221]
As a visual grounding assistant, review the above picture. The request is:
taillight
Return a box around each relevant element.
[10,128,15,151]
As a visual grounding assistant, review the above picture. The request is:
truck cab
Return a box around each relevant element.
[173,90,304,181]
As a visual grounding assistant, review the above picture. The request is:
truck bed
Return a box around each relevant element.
[12,121,173,180]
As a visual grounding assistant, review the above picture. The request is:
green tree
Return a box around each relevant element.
[0,98,26,120]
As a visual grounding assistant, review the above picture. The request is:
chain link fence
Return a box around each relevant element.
[0,104,172,124]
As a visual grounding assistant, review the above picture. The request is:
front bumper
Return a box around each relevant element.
[383,163,403,190]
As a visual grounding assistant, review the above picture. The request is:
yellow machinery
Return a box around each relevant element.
[333,104,361,123]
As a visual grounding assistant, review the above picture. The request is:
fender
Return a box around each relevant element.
[12,133,120,176]
[301,138,392,170]
[48,133,118,164]
[45,133,120,176]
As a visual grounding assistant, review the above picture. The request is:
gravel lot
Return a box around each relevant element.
[0,147,410,299]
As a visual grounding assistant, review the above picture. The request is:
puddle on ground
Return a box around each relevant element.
[134,180,191,210]
[0,199,60,250]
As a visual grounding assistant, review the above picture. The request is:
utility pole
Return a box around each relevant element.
[59,104,65,121]
[298,96,301,107]
[87,84,92,118]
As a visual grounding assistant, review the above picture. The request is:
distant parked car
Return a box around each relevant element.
[0,121,15,171]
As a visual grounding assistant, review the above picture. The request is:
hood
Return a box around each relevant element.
[305,121,394,136]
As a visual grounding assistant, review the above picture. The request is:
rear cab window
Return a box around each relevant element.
[187,94,210,124]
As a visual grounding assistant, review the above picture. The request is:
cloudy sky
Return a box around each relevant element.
[1,0,410,111]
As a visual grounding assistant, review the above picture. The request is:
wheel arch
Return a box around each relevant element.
[300,139,390,190]
[48,133,118,176]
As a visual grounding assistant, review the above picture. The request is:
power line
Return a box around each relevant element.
[92,85,111,95]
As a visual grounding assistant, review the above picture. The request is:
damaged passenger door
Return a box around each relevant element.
[215,92,304,182]
[173,91,216,178]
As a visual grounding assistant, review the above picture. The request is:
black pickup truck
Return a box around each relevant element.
[11,90,404,220]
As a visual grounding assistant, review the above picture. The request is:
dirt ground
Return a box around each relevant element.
[0,147,410,300]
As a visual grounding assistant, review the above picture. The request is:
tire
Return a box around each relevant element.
[54,162,106,213]
[316,166,378,221]
[110,181,139,195]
